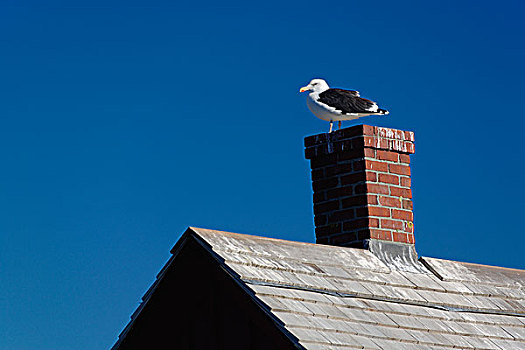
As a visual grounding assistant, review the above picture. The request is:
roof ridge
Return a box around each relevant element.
[190,227,525,273]
[424,256,525,274]
[189,226,324,247]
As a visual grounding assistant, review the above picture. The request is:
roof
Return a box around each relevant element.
[117,227,525,350]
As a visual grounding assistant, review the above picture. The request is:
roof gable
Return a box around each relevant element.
[193,227,525,349]
[115,227,525,349]
[112,232,302,350]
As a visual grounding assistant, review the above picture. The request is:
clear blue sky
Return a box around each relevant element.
[1,0,523,349]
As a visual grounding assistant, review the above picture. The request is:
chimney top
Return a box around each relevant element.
[305,124,415,249]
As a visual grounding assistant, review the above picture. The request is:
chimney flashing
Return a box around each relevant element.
[367,239,426,273]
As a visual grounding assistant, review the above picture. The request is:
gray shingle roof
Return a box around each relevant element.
[192,227,525,350]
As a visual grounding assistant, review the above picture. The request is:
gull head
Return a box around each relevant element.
[299,78,330,93]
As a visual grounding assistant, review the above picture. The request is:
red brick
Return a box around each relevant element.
[377,150,399,162]
[354,183,388,195]
[342,195,377,208]
[352,159,365,171]
[380,219,405,230]
[337,124,373,138]
[313,177,339,191]
[362,135,376,148]
[399,154,410,164]
[370,229,392,241]
[389,163,411,176]
[362,125,375,136]
[385,139,413,153]
[368,206,391,217]
[341,195,367,208]
[333,164,353,175]
[304,133,333,147]
[313,200,340,214]
[328,209,355,223]
[337,148,365,161]
[365,160,389,172]
[363,148,375,158]
[313,191,325,202]
[340,139,354,150]
[355,207,369,217]
[341,172,367,185]
[310,154,337,168]
[357,229,372,241]
[326,186,353,200]
[378,173,399,185]
[404,141,415,154]
[378,196,402,208]
[311,168,325,181]
[304,147,317,159]
[376,137,390,150]
[343,218,379,231]
[404,131,415,142]
[306,126,416,247]
[376,127,405,140]
[314,215,327,226]
[323,166,337,178]
[367,194,378,205]
[332,141,346,153]
[315,223,342,236]
[339,125,363,138]
[349,136,363,149]
[330,233,358,245]
[366,183,390,195]
[393,232,409,243]
[316,237,329,244]
[392,209,413,221]
[390,186,412,198]
[304,135,319,147]
[366,171,377,182]
[365,217,380,228]
[353,183,366,194]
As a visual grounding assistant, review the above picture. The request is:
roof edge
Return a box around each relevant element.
[188,229,305,349]
[112,227,305,350]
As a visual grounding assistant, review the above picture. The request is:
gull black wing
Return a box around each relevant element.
[318,88,376,114]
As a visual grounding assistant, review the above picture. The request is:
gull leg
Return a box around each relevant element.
[329,121,333,133]
[338,121,342,130]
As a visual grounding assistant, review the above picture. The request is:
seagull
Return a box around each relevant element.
[300,78,389,132]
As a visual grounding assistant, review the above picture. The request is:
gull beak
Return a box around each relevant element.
[299,86,309,93]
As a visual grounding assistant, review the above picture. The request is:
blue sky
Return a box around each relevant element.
[1,0,524,349]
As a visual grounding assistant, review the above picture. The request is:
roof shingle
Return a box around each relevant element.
[192,227,525,350]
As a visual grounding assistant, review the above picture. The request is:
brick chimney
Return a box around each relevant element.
[305,125,415,248]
